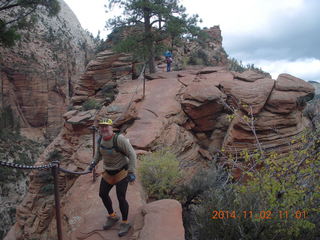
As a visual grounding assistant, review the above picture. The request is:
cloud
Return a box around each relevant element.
[182,0,320,82]
[222,0,320,60]
[244,58,320,82]
[65,0,320,82]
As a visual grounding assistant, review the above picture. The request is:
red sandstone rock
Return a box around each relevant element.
[221,77,275,114]
[6,47,316,240]
[133,199,185,240]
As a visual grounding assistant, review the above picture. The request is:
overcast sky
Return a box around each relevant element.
[64,0,320,82]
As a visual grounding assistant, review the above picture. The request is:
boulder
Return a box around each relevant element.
[221,77,275,114]
[275,73,315,92]
[232,70,269,82]
[133,199,185,240]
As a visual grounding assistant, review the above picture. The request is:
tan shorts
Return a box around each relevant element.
[102,169,128,185]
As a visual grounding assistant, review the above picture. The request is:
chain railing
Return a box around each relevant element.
[0,158,92,240]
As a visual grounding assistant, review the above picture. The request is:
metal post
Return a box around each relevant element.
[52,163,63,240]
[92,129,96,182]
[143,73,146,99]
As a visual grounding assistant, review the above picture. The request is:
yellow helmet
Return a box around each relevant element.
[98,118,113,125]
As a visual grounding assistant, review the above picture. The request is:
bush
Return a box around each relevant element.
[181,128,320,240]
[82,99,101,111]
[139,148,182,199]
[188,49,210,66]
[0,106,20,137]
[228,57,269,76]
[47,149,62,161]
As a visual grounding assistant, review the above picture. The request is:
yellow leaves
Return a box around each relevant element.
[226,114,235,122]
[241,103,249,108]
[243,115,250,122]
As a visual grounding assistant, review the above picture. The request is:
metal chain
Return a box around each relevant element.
[0,160,55,170]
[0,159,91,176]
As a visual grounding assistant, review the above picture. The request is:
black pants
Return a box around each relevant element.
[99,176,129,221]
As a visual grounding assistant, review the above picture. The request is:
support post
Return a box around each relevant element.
[88,125,97,182]
[143,69,146,99]
[92,128,96,182]
[52,163,63,240]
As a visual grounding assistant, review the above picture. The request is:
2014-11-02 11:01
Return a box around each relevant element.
[211,210,308,220]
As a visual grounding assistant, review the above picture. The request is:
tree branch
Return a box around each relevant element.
[5,6,37,26]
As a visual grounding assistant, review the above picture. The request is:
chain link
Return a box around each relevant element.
[0,160,91,176]
[0,160,56,170]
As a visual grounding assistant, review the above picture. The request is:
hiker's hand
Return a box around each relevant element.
[87,161,96,172]
[128,173,136,184]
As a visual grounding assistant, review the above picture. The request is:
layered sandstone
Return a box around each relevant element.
[4,45,315,240]
[0,0,95,138]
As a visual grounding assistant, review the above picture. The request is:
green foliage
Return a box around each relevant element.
[139,148,182,199]
[92,30,108,53]
[0,166,15,183]
[0,132,43,184]
[47,149,62,162]
[40,183,54,195]
[181,128,320,239]
[188,49,210,66]
[0,0,61,47]
[0,106,20,138]
[0,20,20,47]
[105,0,201,73]
[82,99,101,111]
[37,171,54,195]
[228,57,269,76]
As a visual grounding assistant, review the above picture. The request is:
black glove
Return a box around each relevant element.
[88,161,96,172]
[128,173,136,182]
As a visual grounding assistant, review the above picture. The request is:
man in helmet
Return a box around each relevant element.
[88,118,136,237]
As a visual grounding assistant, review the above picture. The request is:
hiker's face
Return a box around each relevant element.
[99,125,113,136]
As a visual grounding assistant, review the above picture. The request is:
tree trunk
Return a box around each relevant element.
[143,1,156,73]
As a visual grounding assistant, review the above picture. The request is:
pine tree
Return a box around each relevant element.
[105,0,201,73]
[0,0,60,47]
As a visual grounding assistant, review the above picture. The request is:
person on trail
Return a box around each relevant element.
[88,118,136,237]
[164,50,173,72]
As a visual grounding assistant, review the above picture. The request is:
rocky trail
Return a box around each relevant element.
[62,169,144,240]
[4,51,315,239]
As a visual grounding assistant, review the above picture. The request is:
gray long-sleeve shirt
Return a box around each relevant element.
[93,134,136,174]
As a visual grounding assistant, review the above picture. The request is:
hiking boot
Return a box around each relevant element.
[103,215,120,230]
[118,222,131,237]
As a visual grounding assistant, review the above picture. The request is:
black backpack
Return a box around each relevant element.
[97,133,126,156]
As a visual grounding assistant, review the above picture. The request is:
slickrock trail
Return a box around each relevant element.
[4,63,314,240]
[62,71,189,240]
[63,168,144,240]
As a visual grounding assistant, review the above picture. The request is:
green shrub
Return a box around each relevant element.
[188,49,210,66]
[181,129,320,240]
[139,148,182,199]
[82,99,101,111]
[0,106,20,137]
[47,149,62,161]
[0,167,15,183]
[40,183,54,195]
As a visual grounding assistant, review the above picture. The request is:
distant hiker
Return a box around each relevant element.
[88,118,136,237]
[164,50,173,72]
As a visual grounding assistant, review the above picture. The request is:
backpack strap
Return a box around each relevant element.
[97,133,126,156]
[97,134,102,147]
[113,133,127,156]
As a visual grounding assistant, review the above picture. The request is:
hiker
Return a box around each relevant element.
[88,118,136,237]
[164,50,173,72]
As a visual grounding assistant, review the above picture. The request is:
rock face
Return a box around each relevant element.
[0,0,95,138]
[133,199,185,240]
[5,46,315,239]
[158,26,229,71]
[0,136,44,240]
